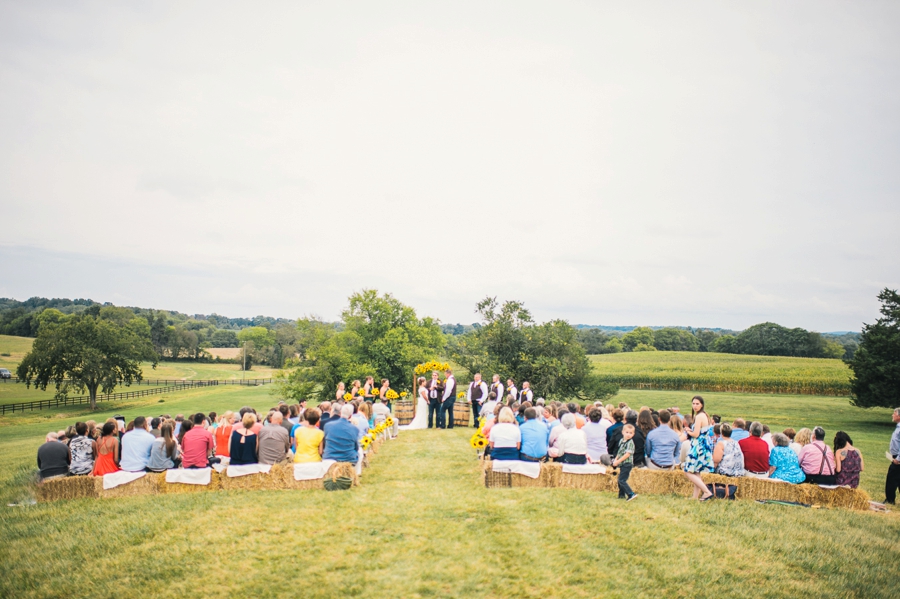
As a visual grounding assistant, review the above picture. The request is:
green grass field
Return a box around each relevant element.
[0,385,898,598]
[0,334,33,372]
[592,351,852,395]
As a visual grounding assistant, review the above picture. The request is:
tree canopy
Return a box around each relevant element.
[451,297,618,401]
[848,288,900,409]
[276,290,444,402]
[17,309,158,409]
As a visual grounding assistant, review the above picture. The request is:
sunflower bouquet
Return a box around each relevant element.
[400,391,408,398]
[385,389,399,400]
[343,392,352,401]
[361,436,372,451]
[358,389,367,397]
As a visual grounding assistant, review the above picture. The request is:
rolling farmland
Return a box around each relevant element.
[591,351,852,396]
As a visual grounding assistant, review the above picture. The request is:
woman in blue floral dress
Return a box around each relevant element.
[682,396,714,500]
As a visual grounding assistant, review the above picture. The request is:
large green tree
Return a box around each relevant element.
[452,297,617,401]
[17,309,158,410]
[276,290,444,402]
[849,288,900,409]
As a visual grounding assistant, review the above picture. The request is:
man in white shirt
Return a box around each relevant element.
[520,381,534,403]
[438,369,457,429]
[506,379,518,404]
[466,373,489,429]
[490,375,505,408]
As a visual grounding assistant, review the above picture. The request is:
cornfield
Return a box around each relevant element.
[591,351,852,396]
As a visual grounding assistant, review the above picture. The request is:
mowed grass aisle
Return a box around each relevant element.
[2,417,900,598]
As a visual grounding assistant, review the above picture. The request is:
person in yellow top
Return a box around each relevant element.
[293,408,325,463]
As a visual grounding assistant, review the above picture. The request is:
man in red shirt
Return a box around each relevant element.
[181,413,214,468]
[738,421,770,478]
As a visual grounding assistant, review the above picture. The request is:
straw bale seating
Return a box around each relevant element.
[482,459,870,510]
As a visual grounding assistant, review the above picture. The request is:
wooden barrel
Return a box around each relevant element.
[394,400,414,425]
[453,402,470,427]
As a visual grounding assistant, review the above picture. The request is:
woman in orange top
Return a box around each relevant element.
[92,421,121,476]
[215,411,235,457]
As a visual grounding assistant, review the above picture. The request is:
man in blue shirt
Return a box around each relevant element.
[730,418,750,442]
[644,409,681,470]
[519,408,549,461]
[120,416,156,472]
[885,408,900,504]
[323,404,360,463]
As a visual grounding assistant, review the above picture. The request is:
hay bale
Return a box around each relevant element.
[99,473,163,499]
[481,459,548,489]
[35,475,99,502]
[279,461,359,490]
[556,469,618,493]
[219,464,288,491]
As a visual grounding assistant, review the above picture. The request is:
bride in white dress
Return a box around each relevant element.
[400,376,429,430]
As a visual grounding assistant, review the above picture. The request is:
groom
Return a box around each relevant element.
[438,368,457,429]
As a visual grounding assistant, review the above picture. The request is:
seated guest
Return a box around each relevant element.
[92,422,120,476]
[768,433,805,483]
[37,432,70,480]
[637,410,657,437]
[318,402,334,429]
[519,407,549,462]
[351,403,370,439]
[215,412,235,458]
[488,407,521,461]
[481,392,499,422]
[610,411,646,467]
[761,424,774,450]
[229,413,260,465]
[668,414,690,464]
[730,419,750,442]
[644,409,681,470]
[583,408,612,465]
[120,416,155,472]
[68,422,97,476]
[738,421,770,478]
[554,414,590,465]
[182,413,215,468]
[791,428,811,457]
[713,424,746,477]
[294,408,325,463]
[258,411,292,465]
[323,404,360,463]
[834,431,863,489]
[567,402,586,429]
[606,409,625,456]
[148,423,181,471]
[798,426,837,484]
[149,417,162,438]
[277,405,293,436]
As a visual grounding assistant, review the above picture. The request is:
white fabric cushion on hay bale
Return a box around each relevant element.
[561,464,607,475]
[492,460,541,479]
[294,459,337,481]
[226,464,272,478]
[212,458,230,473]
[165,468,212,485]
[103,471,147,490]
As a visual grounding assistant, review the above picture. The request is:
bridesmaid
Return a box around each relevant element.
[349,380,361,399]
[363,376,376,402]
[380,378,391,409]
[335,382,346,402]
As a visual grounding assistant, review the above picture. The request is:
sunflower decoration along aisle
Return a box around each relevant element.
[361,435,372,451]
[470,432,488,456]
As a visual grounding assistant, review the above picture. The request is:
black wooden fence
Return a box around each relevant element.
[0,379,273,415]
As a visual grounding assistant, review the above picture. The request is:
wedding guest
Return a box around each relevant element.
[181,413,215,468]
[606,409,625,454]
[230,413,259,465]
[506,379,518,404]
[480,392,499,421]
[713,424,746,477]
[427,371,441,429]
[610,411,646,467]
[149,418,162,438]
[612,424,637,501]
[798,427,836,484]
[566,403,585,429]
[682,396,714,500]
[258,411,291,465]
[68,422,97,476]
[554,414,590,465]
[791,427,812,456]
[215,412,235,458]
[120,416,155,472]
[768,433,805,484]
[323,405,361,463]
[730,418,749,442]
[834,431,863,488]
[761,424,774,450]
[488,407,521,461]
[519,408,549,461]
[467,373,489,429]
[37,432,70,480]
[278,405,294,436]
[739,422,770,478]
[885,408,900,504]
[583,408,612,465]
[318,402,334,429]
[351,403,369,438]
[294,408,325,463]
[644,409,681,470]
[637,410,657,436]
[92,422,120,476]
[148,423,181,471]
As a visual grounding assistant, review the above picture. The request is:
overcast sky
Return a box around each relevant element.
[1,1,898,331]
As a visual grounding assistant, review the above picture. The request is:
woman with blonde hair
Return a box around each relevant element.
[336,382,346,401]
[791,428,812,456]
[215,411,235,458]
[229,413,259,465]
[488,407,521,461]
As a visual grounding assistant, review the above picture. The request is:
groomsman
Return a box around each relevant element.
[438,368,457,429]
[490,374,504,410]
[520,381,534,403]
[426,371,441,428]
[466,373,488,428]
[506,378,518,404]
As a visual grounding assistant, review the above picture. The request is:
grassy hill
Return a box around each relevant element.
[592,351,852,396]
